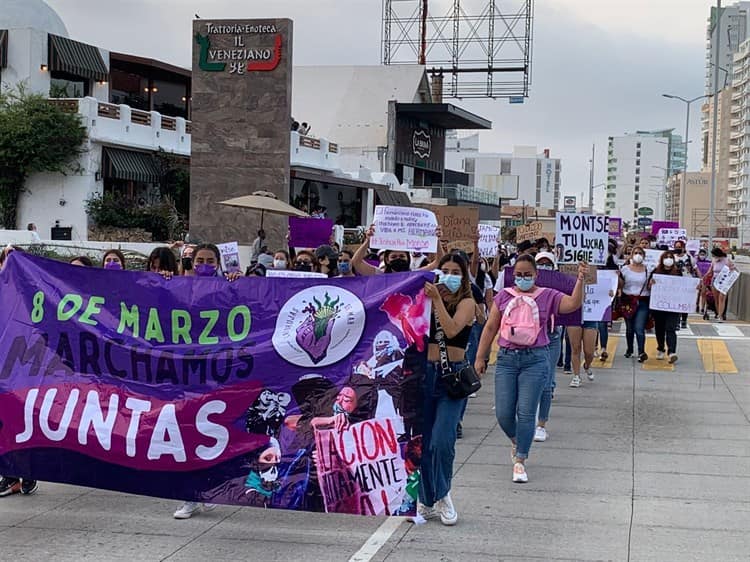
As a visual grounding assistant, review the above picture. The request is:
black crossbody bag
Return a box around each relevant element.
[433,312,482,400]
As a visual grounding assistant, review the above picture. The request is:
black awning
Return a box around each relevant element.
[376,190,412,207]
[48,34,108,81]
[291,168,389,191]
[0,30,7,68]
[104,148,160,183]
[395,103,492,130]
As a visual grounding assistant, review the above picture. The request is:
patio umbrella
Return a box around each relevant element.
[219,191,309,230]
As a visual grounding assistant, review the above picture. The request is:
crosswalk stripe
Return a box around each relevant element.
[595,336,619,369]
[641,338,675,371]
[714,324,744,337]
[697,339,739,374]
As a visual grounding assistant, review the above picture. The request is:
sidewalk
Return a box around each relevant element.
[0,335,748,561]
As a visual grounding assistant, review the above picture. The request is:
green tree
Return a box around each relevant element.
[0,86,87,228]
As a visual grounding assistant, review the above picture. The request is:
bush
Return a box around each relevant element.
[85,193,184,242]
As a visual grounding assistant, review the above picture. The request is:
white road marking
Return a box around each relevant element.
[349,517,405,562]
[714,324,744,337]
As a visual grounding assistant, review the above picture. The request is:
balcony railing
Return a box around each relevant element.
[417,184,504,206]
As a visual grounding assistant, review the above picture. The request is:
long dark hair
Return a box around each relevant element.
[438,254,472,310]
[102,249,126,269]
[654,251,680,276]
[147,247,179,274]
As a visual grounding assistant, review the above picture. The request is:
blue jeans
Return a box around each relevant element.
[460,322,485,421]
[495,346,549,460]
[419,361,467,506]
[598,321,609,350]
[539,328,562,423]
[625,298,650,355]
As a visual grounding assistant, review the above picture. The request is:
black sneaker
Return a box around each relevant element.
[20,479,38,496]
[624,351,633,359]
[0,477,21,497]
[638,352,648,363]
[456,422,463,439]
[680,320,687,329]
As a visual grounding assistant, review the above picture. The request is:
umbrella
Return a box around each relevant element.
[219,191,309,230]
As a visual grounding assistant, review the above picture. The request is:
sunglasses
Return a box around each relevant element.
[515,273,534,279]
[296,260,312,265]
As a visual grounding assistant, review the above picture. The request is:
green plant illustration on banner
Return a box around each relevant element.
[195,33,225,72]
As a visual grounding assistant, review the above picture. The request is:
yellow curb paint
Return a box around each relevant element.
[697,339,739,374]
[641,338,675,371]
[595,336,619,369]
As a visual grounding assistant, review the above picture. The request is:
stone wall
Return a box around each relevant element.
[88,226,153,243]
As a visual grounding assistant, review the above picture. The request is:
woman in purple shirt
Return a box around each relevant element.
[475,255,586,483]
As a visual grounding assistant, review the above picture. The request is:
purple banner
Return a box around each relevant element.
[0,253,431,516]
[608,217,622,238]
[651,220,679,235]
[289,217,334,248]
[503,268,581,326]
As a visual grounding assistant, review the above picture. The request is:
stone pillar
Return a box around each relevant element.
[190,19,293,247]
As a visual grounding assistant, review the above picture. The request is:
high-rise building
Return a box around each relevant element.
[705,2,750,95]
[727,39,750,245]
[605,130,683,222]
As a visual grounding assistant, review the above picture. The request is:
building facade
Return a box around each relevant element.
[727,39,750,245]
[705,2,750,96]
[605,130,683,222]
[665,171,731,238]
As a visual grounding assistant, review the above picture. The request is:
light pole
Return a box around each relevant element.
[708,0,722,248]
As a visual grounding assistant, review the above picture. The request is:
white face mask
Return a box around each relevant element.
[663,258,674,268]
[273,259,287,269]
[632,254,644,264]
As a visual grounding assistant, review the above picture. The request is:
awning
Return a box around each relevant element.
[48,34,108,82]
[396,103,492,130]
[376,190,412,207]
[0,30,8,68]
[291,168,389,191]
[104,148,160,183]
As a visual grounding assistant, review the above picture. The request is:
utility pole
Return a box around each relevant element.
[589,144,595,212]
[709,0,722,249]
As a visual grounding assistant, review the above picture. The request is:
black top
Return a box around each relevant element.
[428,312,472,350]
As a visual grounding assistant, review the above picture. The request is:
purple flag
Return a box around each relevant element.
[503,268,582,325]
[289,217,334,248]
[0,253,432,516]
[651,220,679,235]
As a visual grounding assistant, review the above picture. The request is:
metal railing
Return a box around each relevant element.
[415,184,501,206]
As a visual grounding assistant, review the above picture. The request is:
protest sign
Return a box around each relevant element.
[650,274,700,312]
[0,253,432,516]
[559,264,598,285]
[608,217,623,238]
[583,270,618,321]
[712,265,740,295]
[372,206,438,253]
[289,217,334,249]
[516,222,543,244]
[478,224,500,258]
[217,242,241,273]
[266,270,328,279]
[686,239,701,256]
[643,249,663,272]
[656,228,687,249]
[555,213,609,265]
[425,205,479,249]
[501,268,581,326]
[651,220,679,235]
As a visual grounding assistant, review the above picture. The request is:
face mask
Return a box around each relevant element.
[632,254,644,264]
[333,402,347,415]
[650,242,657,249]
[480,263,487,272]
[439,274,462,294]
[273,259,287,269]
[674,248,684,255]
[259,465,278,484]
[514,276,535,291]
[663,258,674,268]
[388,258,410,273]
[104,261,122,270]
[294,262,313,272]
[194,263,217,277]
[338,262,351,274]
[537,264,554,271]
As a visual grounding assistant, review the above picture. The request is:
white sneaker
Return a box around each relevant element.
[512,462,528,483]
[569,375,581,388]
[534,426,547,442]
[656,351,665,360]
[668,353,678,364]
[585,367,594,381]
[173,501,202,519]
[435,492,458,526]
[203,503,217,512]
[414,501,438,522]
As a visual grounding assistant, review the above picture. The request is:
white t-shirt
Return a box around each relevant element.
[621,266,650,297]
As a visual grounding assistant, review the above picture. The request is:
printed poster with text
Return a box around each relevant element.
[0,253,432,516]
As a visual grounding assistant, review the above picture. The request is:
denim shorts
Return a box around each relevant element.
[582,321,599,330]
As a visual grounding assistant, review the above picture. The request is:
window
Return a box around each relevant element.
[50,71,89,98]
[500,159,511,174]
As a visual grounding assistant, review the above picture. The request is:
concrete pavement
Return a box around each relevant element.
[0,320,748,561]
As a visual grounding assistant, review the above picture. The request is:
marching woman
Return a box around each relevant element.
[649,251,681,363]
[102,249,127,270]
[708,247,735,322]
[618,247,650,362]
[475,256,587,483]
[351,224,444,275]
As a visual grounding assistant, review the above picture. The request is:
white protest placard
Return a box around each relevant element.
[686,239,700,256]
[478,224,500,258]
[712,265,740,295]
[583,270,619,321]
[650,274,700,313]
[643,249,663,272]
[556,213,608,266]
[266,270,327,279]
[656,228,687,249]
[217,241,241,273]
[371,206,438,253]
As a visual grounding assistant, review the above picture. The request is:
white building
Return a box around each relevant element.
[705,2,750,95]
[605,130,684,222]
[445,133,561,210]
[728,39,750,245]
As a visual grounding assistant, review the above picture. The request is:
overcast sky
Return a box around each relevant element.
[48,0,713,208]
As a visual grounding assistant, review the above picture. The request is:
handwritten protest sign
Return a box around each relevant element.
[656,228,687,248]
[651,220,679,235]
[217,241,241,273]
[643,249,663,272]
[372,206,438,253]
[315,418,407,515]
[583,270,618,321]
[516,221,543,244]
[265,270,328,279]
[478,224,500,258]
[650,274,700,312]
[608,217,623,238]
[425,205,479,249]
[289,217,334,248]
[555,213,608,265]
[712,265,740,295]
[559,264,598,285]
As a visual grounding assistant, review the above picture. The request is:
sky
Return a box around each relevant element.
[46,0,714,210]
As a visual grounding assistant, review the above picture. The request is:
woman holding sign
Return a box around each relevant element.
[649,252,682,363]
[474,256,587,484]
[618,247,651,363]
[709,248,734,322]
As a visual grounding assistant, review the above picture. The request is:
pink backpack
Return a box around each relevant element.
[500,287,545,346]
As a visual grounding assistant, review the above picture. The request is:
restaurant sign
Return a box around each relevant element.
[196,23,282,75]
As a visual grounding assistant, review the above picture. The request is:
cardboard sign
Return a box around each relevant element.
[608,217,623,238]
[656,228,687,249]
[426,205,479,247]
[478,224,500,258]
[650,274,700,312]
[583,270,619,321]
[559,264,598,285]
[217,241,241,273]
[289,217,334,248]
[371,206,438,253]
[516,221,544,244]
[555,213,609,265]
[712,265,740,295]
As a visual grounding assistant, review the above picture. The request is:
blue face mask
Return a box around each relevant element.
[440,274,462,294]
[338,262,351,274]
[514,276,535,291]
